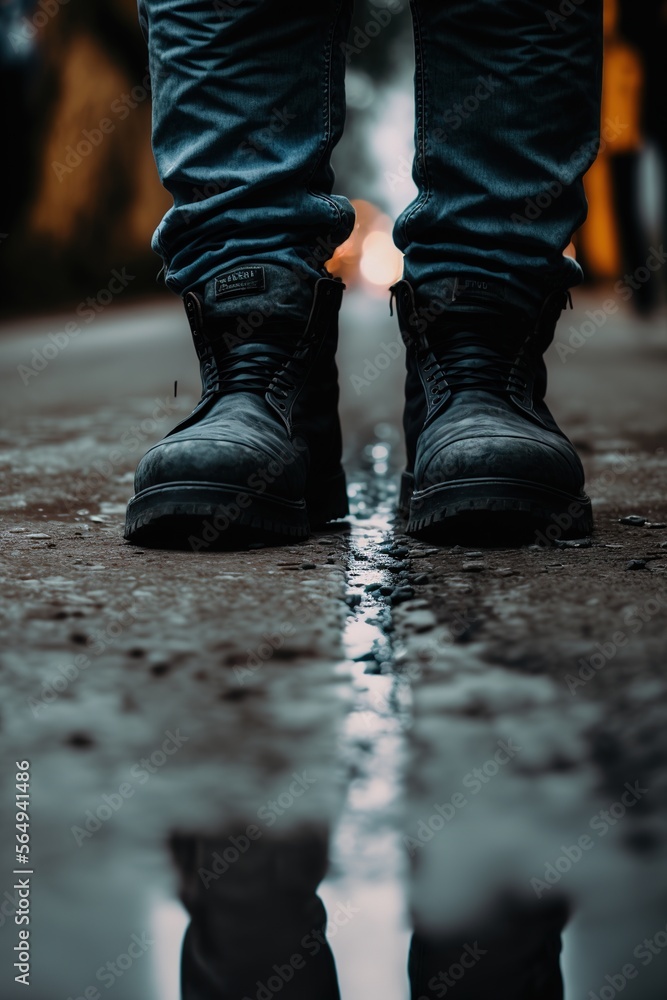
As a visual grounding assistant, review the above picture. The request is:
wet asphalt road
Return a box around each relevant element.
[0,289,667,999]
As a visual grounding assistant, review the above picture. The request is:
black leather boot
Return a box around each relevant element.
[125,266,348,548]
[391,279,593,543]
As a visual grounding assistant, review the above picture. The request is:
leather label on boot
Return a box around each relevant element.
[442,277,506,306]
[215,266,266,300]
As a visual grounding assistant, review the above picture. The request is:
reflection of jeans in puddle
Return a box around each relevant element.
[172,830,567,999]
[173,829,341,1000]
[409,898,568,1000]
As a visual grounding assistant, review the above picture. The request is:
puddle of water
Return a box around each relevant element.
[149,897,189,1000]
[125,446,413,999]
[321,456,413,999]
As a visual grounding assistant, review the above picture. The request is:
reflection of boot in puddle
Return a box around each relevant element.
[171,826,341,1000]
[409,898,569,1000]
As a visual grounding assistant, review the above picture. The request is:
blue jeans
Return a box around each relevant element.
[138,0,602,317]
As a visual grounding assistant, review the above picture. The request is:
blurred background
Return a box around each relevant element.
[1,0,665,316]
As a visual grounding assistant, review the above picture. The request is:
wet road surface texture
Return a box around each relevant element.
[0,290,666,999]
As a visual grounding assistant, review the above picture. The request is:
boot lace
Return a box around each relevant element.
[204,325,311,408]
[419,322,533,400]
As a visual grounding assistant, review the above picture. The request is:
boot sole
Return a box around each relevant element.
[400,474,593,544]
[124,470,348,550]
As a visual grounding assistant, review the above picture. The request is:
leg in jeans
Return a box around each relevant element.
[126,2,354,548]
[393,0,603,542]
[137,0,355,297]
[396,0,603,310]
